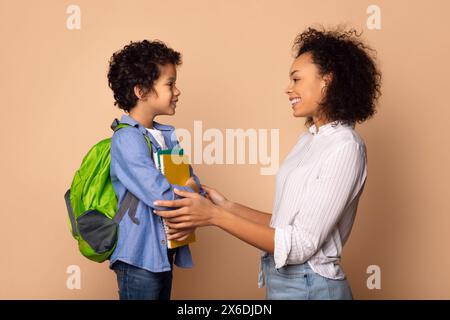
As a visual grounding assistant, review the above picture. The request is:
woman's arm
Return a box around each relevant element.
[213,205,275,252]
[153,189,275,253]
[219,200,272,226]
[202,185,272,226]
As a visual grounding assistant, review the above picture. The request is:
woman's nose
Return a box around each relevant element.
[285,84,292,95]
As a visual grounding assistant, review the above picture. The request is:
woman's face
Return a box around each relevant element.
[285,52,329,120]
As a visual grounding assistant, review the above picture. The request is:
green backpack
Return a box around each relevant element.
[64,119,152,263]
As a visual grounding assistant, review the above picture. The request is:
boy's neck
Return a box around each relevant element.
[128,107,155,129]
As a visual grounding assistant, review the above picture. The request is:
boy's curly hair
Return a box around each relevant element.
[293,27,381,126]
[107,40,181,112]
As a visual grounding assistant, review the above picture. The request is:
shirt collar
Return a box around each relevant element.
[119,114,175,133]
[153,121,175,132]
[308,120,355,136]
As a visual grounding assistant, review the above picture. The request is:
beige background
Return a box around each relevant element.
[0,0,449,299]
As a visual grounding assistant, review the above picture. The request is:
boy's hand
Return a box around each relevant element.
[166,225,196,241]
[184,177,200,193]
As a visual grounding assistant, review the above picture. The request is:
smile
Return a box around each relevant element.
[290,97,301,106]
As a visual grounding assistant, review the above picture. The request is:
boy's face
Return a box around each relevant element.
[142,63,180,116]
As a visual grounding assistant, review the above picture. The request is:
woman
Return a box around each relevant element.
[153,27,381,300]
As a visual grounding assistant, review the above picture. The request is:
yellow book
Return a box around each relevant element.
[156,149,196,249]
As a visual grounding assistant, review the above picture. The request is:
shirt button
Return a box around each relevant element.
[161,240,166,245]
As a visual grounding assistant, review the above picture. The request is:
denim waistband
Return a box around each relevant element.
[261,253,313,272]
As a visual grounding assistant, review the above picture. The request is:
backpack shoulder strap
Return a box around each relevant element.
[110,118,152,154]
[110,118,121,131]
[111,118,131,132]
[109,118,153,226]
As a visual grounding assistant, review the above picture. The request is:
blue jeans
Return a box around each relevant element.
[261,254,353,300]
[112,250,175,300]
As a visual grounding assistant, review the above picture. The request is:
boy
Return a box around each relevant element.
[107,40,203,300]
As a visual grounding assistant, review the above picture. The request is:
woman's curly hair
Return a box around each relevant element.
[293,27,381,126]
[107,40,181,112]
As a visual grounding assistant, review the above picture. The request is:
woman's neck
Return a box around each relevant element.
[313,117,331,132]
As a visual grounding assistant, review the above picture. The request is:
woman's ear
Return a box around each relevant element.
[320,73,333,95]
[322,73,333,88]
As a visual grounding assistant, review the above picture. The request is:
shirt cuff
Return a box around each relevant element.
[274,225,293,269]
[192,175,207,197]
[172,184,195,199]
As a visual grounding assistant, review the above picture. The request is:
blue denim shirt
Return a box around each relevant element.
[109,115,204,272]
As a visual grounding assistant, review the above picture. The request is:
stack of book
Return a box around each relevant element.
[156,149,196,249]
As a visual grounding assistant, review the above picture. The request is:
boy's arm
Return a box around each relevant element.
[111,128,194,210]
[174,134,205,197]
[189,165,206,197]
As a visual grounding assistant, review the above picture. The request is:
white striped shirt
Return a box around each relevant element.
[259,121,367,286]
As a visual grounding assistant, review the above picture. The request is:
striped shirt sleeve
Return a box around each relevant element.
[274,141,366,268]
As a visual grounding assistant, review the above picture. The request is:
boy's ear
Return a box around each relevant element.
[134,85,144,100]
[134,85,152,101]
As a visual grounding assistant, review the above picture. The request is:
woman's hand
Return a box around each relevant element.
[201,184,230,208]
[184,177,200,193]
[154,188,219,230]
[154,189,276,253]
